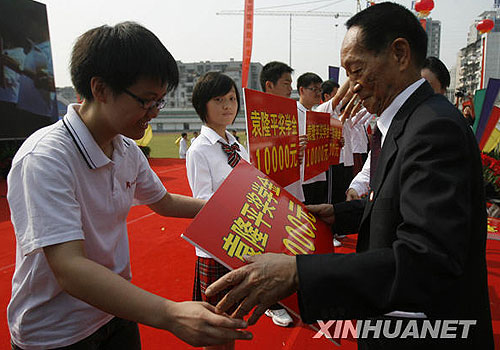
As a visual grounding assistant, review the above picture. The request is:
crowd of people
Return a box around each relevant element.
[4,2,494,350]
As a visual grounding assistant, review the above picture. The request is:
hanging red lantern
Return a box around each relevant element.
[414,0,434,18]
[476,19,495,34]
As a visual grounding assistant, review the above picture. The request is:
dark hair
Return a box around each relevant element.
[181,132,187,137]
[346,2,427,68]
[192,72,240,123]
[71,21,179,101]
[320,80,340,101]
[423,56,450,90]
[260,61,293,91]
[297,72,323,90]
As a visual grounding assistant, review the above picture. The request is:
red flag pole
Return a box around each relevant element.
[241,0,254,88]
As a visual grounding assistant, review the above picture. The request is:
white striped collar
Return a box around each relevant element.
[63,104,128,169]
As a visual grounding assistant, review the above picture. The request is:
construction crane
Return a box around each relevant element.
[216,10,352,66]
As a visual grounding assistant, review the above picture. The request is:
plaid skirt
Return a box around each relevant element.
[193,257,232,307]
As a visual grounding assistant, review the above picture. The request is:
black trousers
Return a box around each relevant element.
[11,317,141,350]
[328,164,353,204]
[303,180,327,205]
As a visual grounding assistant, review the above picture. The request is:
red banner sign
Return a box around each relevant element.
[304,110,336,181]
[182,160,334,316]
[244,88,300,187]
[241,0,254,88]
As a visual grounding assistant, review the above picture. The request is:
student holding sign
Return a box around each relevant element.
[296,72,327,205]
[187,72,250,350]
[258,61,297,327]
[259,61,306,200]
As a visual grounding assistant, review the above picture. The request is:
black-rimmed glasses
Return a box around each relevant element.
[123,89,167,111]
[304,87,322,94]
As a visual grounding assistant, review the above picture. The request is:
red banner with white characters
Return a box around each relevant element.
[182,160,335,318]
[244,88,300,187]
[304,110,336,181]
[241,0,254,88]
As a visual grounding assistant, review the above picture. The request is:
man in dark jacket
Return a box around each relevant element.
[207,3,493,349]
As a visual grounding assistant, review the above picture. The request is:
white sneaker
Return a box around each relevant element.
[265,308,293,327]
[333,238,342,247]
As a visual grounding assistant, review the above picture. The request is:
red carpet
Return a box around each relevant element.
[0,158,498,349]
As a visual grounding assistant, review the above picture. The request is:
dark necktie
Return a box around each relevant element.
[369,125,382,189]
[218,141,241,168]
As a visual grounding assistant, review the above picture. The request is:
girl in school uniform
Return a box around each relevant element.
[186,71,249,350]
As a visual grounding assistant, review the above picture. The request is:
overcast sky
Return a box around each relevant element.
[36,0,497,88]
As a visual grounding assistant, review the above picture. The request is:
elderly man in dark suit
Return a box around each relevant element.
[206,2,493,348]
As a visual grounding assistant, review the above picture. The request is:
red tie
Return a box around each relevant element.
[218,141,241,168]
[370,126,382,189]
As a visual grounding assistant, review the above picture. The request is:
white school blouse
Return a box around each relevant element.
[186,125,249,258]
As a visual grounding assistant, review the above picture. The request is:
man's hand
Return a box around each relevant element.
[164,301,252,347]
[305,204,335,225]
[206,253,298,325]
[340,93,362,124]
[331,81,365,124]
[346,188,360,201]
[330,80,350,111]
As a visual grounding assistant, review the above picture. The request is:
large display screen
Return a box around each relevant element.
[0,0,58,140]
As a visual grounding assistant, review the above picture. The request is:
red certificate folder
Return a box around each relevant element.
[182,160,335,320]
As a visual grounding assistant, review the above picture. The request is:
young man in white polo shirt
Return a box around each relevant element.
[258,61,297,327]
[7,22,251,350]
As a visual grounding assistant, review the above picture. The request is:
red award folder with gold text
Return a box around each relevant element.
[182,160,335,319]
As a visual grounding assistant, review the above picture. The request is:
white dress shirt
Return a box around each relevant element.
[186,125,249,258]
[279,103,307,203]
[348,78,426,197]
[350,110,370,154]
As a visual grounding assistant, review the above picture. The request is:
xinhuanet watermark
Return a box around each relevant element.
[313,320,477,339]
